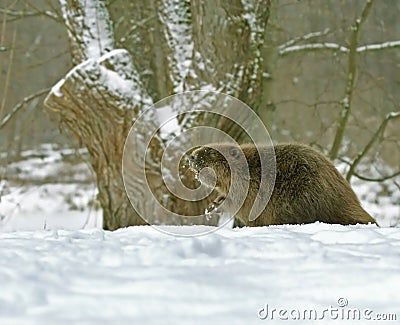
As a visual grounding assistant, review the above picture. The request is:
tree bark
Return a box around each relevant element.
[329,0,375,160]
[188,0,271,140]
[45,51,149,230]
[45,1,151,230]
[45,0,272,230]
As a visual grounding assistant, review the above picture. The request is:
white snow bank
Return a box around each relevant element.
[0,183,101,231]
[0,224,398,324]
[0,145,101,231]
[1,144,399,231]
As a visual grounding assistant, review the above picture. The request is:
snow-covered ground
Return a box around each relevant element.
[0,224,399,324]
[1,145,398,230]
[0,145,399,324]
[0,145,102,231]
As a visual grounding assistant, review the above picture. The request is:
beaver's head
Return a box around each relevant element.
[187,144,248,192]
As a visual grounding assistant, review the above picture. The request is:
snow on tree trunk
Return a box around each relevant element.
[45,0,272,230]
[156,0,272,227]
[187,0,271,140]
[45,0,151,230]
[59,0,115,64]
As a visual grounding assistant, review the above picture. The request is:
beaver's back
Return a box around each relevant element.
[237,143,377,226]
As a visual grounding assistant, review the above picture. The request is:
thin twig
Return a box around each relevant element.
[277,28,331,51]
[0,28,17,119]
[0,5,60,22]
[279,42,349,55]
[353,170,400,182]
[357,40,400,52]
[278,40,400,56]
[0,88,51,130]
[329,0,375,160]
[346,111,400,181]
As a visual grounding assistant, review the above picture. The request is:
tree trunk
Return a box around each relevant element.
[188,0,271,140]
[45,0,272,230]
[45,51,149,230]
[45,1,151,230]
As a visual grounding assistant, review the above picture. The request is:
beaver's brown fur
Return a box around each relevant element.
[188,143,377,226]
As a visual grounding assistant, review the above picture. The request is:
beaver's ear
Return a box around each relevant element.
[229,147,240,158]
[208,147,218,158]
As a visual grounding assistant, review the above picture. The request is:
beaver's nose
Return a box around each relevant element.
[185,154,195,167]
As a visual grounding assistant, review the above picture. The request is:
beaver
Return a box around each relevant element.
[188,143,377,226]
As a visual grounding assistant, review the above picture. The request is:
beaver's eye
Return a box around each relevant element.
[229,147,239,158]
[208,148,217,158]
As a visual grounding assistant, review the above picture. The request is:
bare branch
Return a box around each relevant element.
[393,180,400,193]
[278,28,330,51]
[0,6,60,22]
[357,40,400,52]
[353,170,400,183]
[329,0,375,160]
[0,88,50,130]
[0,28,17,119]
[274,99,340,108]
[279,42,349,56]
[346,111,400,181]
[279,40,400,56]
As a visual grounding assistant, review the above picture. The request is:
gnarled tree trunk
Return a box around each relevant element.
[45,51,150,229]
[45,0,271,230]
[45,1,151,230]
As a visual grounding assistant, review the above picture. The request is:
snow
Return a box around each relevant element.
[279,43,349,56]
[49,60,89,98]
[0,183,101,231]
[2,145,399,231]
[59,0,114,60]
[51,0,154,109]
[278,39,400,56]
[0,224,399,324]
[0,145,399,323]
[349,171,400,227]
[357,40,400,52]
[161,0,193,92]
[47,49,152,108]
[387,111,400,119]
[278,28,331,51]
[0,145,102,232]
[341,96,349,108]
